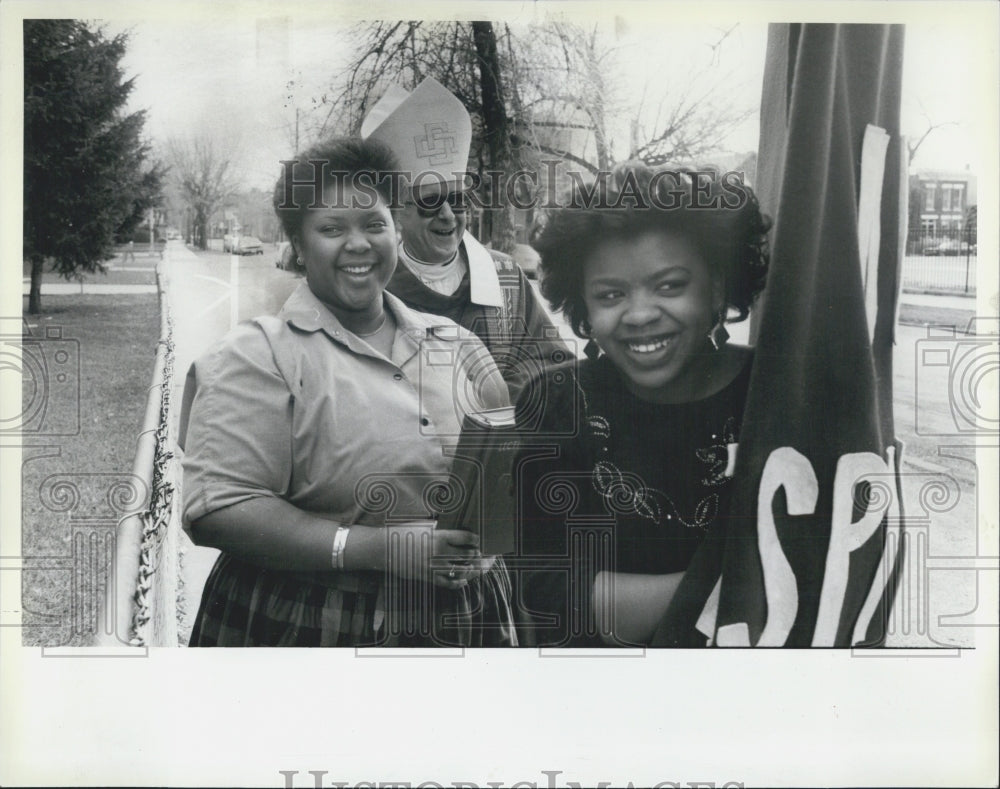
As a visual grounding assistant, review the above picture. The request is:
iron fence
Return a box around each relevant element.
[902,227,977,294]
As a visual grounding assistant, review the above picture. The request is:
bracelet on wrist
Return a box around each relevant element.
[331,525,350,570]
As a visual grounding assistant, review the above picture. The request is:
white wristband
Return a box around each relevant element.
[331,526,350,570]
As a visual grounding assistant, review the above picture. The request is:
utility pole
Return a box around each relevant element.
[148,207,155,257]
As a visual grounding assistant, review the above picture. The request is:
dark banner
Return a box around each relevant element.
[654,23,907,647]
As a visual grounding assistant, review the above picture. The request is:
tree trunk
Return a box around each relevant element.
[196,212,208,250]
[472,21,517,254]
[28,254,45,315]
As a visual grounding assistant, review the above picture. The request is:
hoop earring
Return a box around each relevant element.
[708,309,729,351]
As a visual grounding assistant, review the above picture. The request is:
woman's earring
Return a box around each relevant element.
[580,320,601,359]
[708,310,730,351]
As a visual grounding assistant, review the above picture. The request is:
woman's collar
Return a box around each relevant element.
[280,282,471,346]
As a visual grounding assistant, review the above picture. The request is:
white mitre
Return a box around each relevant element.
[361,77,472,191]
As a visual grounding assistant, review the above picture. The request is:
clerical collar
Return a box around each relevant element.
[401,244,459,268]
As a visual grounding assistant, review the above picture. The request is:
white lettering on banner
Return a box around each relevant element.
[716,447,818,646]
[695,575,723,642]
[856,123,889,343]
[755,447,819,646]
[715,446,900,647]
[850,445,901,645]
[715,621,750,646]
[812,451,895,646]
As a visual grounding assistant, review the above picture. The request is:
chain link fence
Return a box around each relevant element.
[94,254,185,647]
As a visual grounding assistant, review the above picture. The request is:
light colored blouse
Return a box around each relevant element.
[179,283,509,530]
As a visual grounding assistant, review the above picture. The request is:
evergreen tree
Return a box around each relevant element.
[24,20,161,314]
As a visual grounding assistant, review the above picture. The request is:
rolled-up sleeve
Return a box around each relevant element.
[180,323,293,525]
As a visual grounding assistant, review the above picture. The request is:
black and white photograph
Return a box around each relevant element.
[1,0,997,786]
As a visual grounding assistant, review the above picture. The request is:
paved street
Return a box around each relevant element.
[162,241,299,633]
[161,240,991,648]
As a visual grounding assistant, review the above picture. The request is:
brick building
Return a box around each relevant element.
[909,168,977,238]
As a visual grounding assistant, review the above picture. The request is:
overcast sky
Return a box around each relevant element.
[106,9,993,192]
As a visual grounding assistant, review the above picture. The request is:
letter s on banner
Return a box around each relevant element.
[716,447,819,646]
[812,447,900,646]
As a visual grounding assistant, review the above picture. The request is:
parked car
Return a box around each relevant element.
[924,238,961,256]
[233,235,264,255]
[274,241,297,271]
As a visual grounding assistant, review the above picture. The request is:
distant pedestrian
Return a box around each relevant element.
[123,240,135,265]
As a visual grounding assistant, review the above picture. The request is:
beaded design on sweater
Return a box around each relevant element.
[576,376,738,532]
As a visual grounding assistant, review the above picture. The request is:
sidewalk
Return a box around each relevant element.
[900,291,976,311]
[22,283,158,294]
[22,245,164,295]
[897,289,987,334]
[160,243,222,640]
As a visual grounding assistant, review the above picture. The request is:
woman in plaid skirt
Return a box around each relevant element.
[178,137,517,647]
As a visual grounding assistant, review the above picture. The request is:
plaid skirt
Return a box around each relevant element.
[189,553,518,647]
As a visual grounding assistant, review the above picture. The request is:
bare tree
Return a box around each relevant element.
[317,21,464,138]
[906,107,958,166]
[508,21,623,172]
[472,21,516,252]
[166,135,239,250]
[319,19,756,247]
[630,24,756,165]
[320,20,521,252]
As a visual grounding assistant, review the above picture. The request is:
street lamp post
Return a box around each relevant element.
[230,221,240,329]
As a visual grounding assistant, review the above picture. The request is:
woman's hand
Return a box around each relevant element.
[383,522,487,589]
[443,553,498,586]
[188,500,495,590]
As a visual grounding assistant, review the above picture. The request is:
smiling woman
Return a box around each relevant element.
[177,137,517,647]
[295,183,398,337]
[516,162,771,647]
[582,231,728,404]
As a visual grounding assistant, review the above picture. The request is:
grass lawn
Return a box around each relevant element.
[20,294,160,646]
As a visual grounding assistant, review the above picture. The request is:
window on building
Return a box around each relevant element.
[954,184,965,212]
[942,185,952,212]
[924,183,936,211]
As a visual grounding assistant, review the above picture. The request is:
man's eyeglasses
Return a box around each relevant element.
[407,190,471,217]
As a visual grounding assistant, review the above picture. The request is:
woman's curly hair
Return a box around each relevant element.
[531,161,772,338]
[272,136,401,270]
